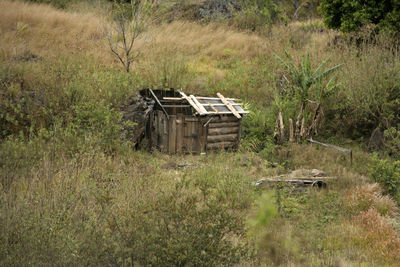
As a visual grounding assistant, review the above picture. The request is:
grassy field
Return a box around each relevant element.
[1,0,400,266]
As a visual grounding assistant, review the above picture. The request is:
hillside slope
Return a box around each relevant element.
[1,1,400,266]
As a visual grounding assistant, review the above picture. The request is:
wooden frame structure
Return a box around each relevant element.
[140,88,248,154]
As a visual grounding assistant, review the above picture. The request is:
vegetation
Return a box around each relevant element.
[1,0,400,266]
[319,0,400,34]
[105,0,153,73]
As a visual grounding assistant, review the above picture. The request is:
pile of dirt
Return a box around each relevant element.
[120,94,154,146]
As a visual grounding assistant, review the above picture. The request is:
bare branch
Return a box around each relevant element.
[104,0,151,73]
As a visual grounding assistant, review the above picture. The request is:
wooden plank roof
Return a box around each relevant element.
[162,90,248,117]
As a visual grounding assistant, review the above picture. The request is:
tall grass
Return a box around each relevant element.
[1,0,400,265]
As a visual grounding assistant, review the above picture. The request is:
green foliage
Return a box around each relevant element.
[118,177,251,266]
[274,52,341,104]
[248,192,277,228]
[241,104,276,155]
[234,0,284,30]
[0,152,255,266]
[384,127,400,159]
[273,52,341,137]
[327,48,400,138]
[370,157,400,202]
[0,58,138,156]
[319,0,400,34]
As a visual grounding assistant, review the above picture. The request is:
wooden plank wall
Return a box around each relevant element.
[152,110,169,153]
[176,114,184,153]
[206,115,241,150]
[166,114,207,154]
[151,113,241,154]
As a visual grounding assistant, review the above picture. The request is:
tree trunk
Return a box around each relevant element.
[300,117,306,139]
[307,102,322,137]
[278,111,285,143]
[289,118,294,142]
[295,101,305,140]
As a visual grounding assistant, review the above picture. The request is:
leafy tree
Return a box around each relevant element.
[319,0,400,34]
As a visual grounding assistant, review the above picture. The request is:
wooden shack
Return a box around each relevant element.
[140,88,248,154]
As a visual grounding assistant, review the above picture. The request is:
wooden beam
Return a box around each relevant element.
[163,96,238,101]
[162,105,191,108]
[208,127,239,135]
[211,116,240,122]
[208,122,240,128]
[207,133,238,143]
[163,97,184,100]
[201,103,243,106]
[196,96,237,101]
[207,141,236,149]
[206,111,249,115]
[216,93,241,119]
[149,89,169,120]
[179,91,204,115]
[190,95,208,114]
[209,103,218,113]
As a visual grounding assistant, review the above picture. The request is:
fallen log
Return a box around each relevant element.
[254,176,336,189]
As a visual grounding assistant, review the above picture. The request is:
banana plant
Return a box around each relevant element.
[273,51,342,139]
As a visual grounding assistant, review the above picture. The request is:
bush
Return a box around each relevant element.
[241,104,276,155]
[117,177,251,266]
[233,0,283,31]
[319,0,400,35]
[370,157,400,203]
[0,152,256,266]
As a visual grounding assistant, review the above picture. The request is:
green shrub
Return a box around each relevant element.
[0,152,256,266]
[384,126,400,159]
[319,0,400,34]
[241,104,276,155]
[233,0,283,31]
[117,177,251,266]
[370,157,400,203]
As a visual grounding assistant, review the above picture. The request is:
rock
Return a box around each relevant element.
[288,169,327,178]
[310,169,327,177]
[368,127,385,151]
[198,0,240,19]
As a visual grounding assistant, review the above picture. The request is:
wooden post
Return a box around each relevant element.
[300,117,306,139]
[289,118,294,142]
[278,111,285,142]
[295,102,305,139]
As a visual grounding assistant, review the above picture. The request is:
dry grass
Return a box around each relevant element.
[141,21,268,59]
[353,209,400,263]
[344,183,399,216]
[0,0,269,68]
[0,0,339,77]
[0,0,108,61]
